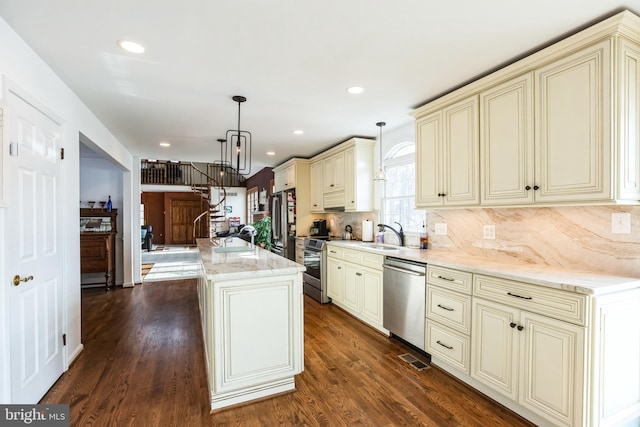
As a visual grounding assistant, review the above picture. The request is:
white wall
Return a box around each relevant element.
[0,15,134,402]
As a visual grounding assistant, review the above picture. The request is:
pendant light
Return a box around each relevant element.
[225,95,252,176]
[374,121,387,181]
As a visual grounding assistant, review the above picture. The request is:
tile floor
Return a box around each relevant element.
[140,246,201,282]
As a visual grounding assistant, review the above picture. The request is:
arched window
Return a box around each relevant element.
[380,140,424,234]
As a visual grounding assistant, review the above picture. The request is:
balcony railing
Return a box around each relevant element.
[140,160,246,187]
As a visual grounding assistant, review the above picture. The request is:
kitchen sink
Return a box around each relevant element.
[213,246,254,253]
[360,244,400,251]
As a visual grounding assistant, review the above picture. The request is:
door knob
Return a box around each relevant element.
[13,275,34,286]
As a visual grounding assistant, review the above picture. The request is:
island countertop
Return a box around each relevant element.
[196,238,305,281]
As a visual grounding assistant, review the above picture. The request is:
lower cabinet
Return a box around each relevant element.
[471,298,585,426]
[326,245,385,332]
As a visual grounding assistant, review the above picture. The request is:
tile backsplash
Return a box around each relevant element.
[426,205,640,277]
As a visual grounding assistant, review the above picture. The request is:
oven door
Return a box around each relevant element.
[303,248,321,280]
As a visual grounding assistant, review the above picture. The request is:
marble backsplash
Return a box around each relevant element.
[427,205,640,278]
[324,205,640,277]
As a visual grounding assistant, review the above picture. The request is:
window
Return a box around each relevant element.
[380,141,424,233]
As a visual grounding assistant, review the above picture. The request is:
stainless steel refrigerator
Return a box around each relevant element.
[270,190,296,261]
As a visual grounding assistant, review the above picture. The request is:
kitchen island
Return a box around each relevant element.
[195,238,305,411]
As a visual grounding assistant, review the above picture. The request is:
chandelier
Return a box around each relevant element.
[225,95,252,176]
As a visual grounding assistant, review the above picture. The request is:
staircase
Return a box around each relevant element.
[190,163,227,242]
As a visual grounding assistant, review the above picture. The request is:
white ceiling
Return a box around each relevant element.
[0,0,638,175]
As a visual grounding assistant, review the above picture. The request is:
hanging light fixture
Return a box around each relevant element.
[225,95,252,176]
[374,121,387,181]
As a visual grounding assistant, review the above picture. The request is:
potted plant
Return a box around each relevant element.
[252,216,272,249]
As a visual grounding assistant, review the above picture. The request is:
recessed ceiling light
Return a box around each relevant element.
[118,39,145,54]
[347,86,364,94]
[266,151,275,156]
[292,130,304,135]
[159,142,170,147]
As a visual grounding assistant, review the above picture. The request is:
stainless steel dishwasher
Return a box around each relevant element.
[383,257,427,350]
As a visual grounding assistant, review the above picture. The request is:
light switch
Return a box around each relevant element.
[435,223,447,236]
[612,213,631,234]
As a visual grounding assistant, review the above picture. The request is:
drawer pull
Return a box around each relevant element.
[436,340,453,350]
[507,292,532,300]
[437,304,454,312]
[356,272,362,276]
[437,275,454,282]
[329,250,337,254]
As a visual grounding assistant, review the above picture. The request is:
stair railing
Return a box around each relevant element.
[191,162,227,243]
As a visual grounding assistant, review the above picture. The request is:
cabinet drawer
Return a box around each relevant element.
[427,265,472,294]
[425,320,470,374]
[473,274,588,326]
[340,247,384,270]
[327,246,343,259]
[342,247,362,263]
[426,286,471,334]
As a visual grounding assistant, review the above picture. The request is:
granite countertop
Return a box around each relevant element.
[327,240,640,296]
[196,238,305,281]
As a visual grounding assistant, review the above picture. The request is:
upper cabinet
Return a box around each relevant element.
[414,11,640,208]
[311,137,375,212]
[416,95,479,208]
[273,162,296,193]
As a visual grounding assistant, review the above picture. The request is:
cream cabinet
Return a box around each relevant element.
[295,237,305,265]
[414,12,640,207]
[472,297,586,427]
[309,160,324,212]
[323,151,345,193]
[0,105,6,207]
[274,163,296,193]
[312,137,375,212]
[415,95,480,208]
[480,73,535,205]
[326,244,385,332]
[534,39,612,203]
[425,265,473,374]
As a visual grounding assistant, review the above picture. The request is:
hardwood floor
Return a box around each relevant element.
[41,280,534,426]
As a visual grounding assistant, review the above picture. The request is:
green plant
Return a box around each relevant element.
[252,216,272,249]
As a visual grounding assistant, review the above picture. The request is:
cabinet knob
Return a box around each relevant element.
[510,322,517,328]
[525,185,531,191]
[533,185,539,190]
[356,272,362,276]
[517,325,524,331]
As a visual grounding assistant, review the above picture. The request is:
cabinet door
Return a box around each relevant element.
[535,39,612,202]
[471,298,519,400]
[323,152,345,193]
[310,161,324,212]
[326,257,344,302]
[619,38,640,201]
[519,311,585,427]
[343,264,360,312]
[415,111,443,207]
[344,148,356,210]
[443,95,480,206]
[360,268,383,325]
[480,73,534,205]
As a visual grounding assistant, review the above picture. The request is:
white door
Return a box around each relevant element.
[6,89,64,403]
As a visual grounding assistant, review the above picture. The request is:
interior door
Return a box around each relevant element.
[169,198,203,244]
[6,88,64,402]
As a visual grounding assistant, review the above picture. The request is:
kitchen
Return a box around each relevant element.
[1,3,640,427]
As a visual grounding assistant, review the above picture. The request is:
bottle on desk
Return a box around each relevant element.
[420,222,428,249]
[106,195,112,212]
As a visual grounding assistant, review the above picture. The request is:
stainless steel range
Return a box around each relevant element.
[302,237,330,303]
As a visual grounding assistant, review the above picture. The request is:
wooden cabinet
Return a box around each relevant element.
[472,297,585,426]
[326,244,384,332]
[309,160,324,212]
[415,95,480,208]
[80,208,117,290]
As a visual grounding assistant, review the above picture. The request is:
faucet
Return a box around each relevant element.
[240,225,257,247]
[376,222,404,247]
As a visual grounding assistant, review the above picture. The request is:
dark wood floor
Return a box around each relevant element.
[41,279,534,426]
